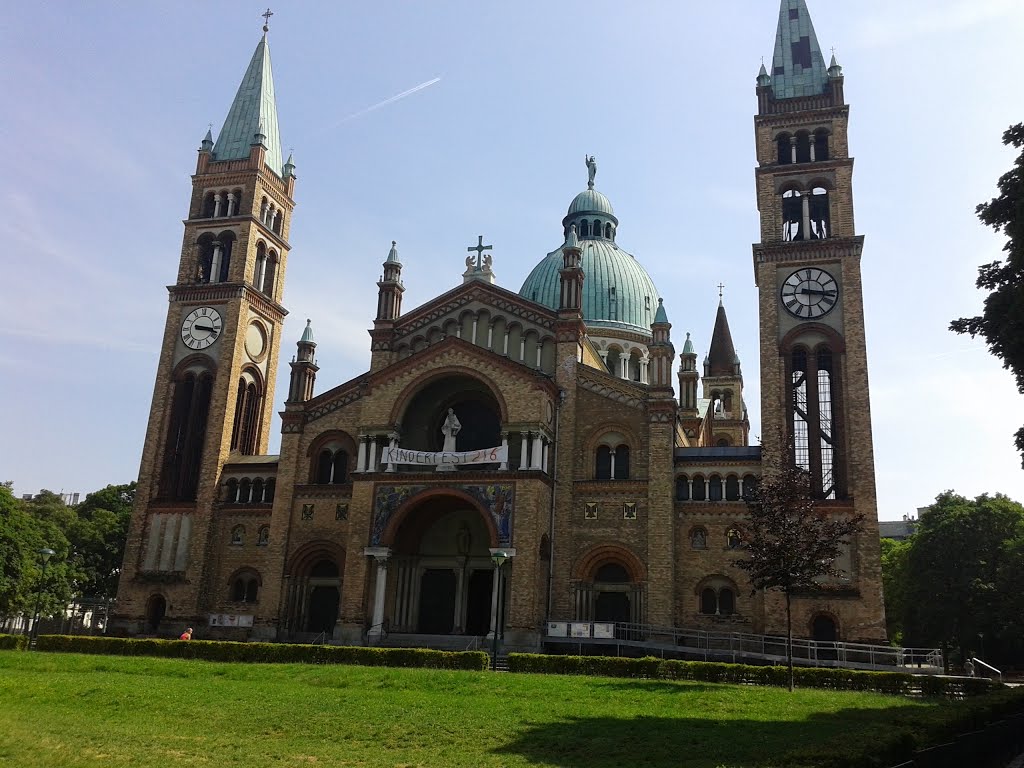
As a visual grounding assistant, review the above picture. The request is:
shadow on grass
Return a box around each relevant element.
[492,705,928,768]
[591,680,730,695]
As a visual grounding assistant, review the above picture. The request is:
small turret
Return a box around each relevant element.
[376,241,405,321]
[288,320,319,403]
[283,151,296,179]
[648,299,674,391]
[200,127,214,153]
[678,332,699,416]
[558,225,584,314]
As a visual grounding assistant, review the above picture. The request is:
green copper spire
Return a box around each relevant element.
[653,298,669,325]
[385,240,400,264]
[299,319,315,345]
[770,0,829,99]
[682,332,696,355]
[212,31,284,176]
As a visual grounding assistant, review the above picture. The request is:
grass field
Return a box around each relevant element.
[0,651,950,767]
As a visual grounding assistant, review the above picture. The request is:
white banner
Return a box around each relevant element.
[381,445,507,467]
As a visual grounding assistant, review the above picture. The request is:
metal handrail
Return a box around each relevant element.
[971,657,1002,682]
[544,619,944,672]
[311,631,327,645]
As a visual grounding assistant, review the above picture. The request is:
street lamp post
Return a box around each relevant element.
[30,548,56,643]
[490,550,509,671]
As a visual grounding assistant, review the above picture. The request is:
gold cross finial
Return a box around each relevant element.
[262,8,274,32]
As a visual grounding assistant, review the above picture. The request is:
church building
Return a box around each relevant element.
[113,0,887,648]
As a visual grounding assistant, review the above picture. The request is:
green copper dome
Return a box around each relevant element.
[520,239,661,336]
[568,188,614,216]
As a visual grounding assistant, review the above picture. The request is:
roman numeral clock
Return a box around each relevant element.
[780,268,837,320]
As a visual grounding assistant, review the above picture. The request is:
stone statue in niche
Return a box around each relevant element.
[437,408,461,472]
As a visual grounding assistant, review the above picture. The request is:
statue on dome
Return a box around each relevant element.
[585,155,597,188]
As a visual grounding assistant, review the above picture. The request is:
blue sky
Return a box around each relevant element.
[2,0,1022,519]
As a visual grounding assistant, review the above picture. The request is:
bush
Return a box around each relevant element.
[34,635,488,671]
[0,633,28,651]
[508,653,1001,698]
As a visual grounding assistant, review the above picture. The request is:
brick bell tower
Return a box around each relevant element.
[752,0,886,641]
[113,19,296,635]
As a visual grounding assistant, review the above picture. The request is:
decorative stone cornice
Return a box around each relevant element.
[753,236,864,268]
[577,367,645,410]
[755,103,848,128]
[395,281,556,338]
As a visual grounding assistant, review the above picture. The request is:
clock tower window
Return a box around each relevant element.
[159,369,214,500]
[789,345,842,500]
[230,369,264,455]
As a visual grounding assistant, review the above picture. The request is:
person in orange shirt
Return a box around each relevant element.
[179,627,193,641]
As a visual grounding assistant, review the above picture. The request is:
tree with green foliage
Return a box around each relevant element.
[951,123,1024,467]
[902,491,1024,666]
[879,537,911,644]
[67,482,135,600]
[734,462,864,691]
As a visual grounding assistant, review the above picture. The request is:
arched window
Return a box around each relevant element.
[201,192,216,218]
[580,220,590,237]
[812,614,838,642]
[224,478,238,503]
[257,526,269,546]
[708,475,723,501]
[782,188,803,242]
[791,346,840,499]
[604,222,612,239]
[719,588,735,615]
[613,445,630,479]
[725,475,740,501]
[699,578,739,616]
[254,242,267,290]
[700,588,717,615]
[595,563,630,583]
[690,527,707,549]
[675,476,690,501]
[315,447,349,485]
[795,131,812,163]
[813,130,829,162]
[251,478,264,504]
[231,574,259,602]
[231,188,243,217]
[264,478,276,504]
[595,445,612,480]
[159,370,214,501]
[273,211,283,235]
[195,235,215,283]
[691,475,706,502]
[776,133,792,165]
[230,371,263,455]
[809,187,830,239]
[230,525,244,546]
[263,252,278,297]
[238,478,251,504]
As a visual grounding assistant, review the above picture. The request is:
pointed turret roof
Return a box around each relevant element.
[385,241,400,264]
[707,301,738,377]
[213,33,284,176]
[653,298,669,325]
[682,332,696,356]
[299,319,315,345]
[770,0,829,99]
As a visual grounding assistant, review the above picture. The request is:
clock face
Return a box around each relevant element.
[181,307,222,350]
[781,268,838,319]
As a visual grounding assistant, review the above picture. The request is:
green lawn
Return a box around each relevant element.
[0,651,947,768]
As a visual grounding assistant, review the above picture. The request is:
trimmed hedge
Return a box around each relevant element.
[35,635,488,670]
[507,653,998,698]
[0,633,28,651]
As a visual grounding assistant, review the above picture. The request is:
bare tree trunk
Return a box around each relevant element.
[786,590,794,692]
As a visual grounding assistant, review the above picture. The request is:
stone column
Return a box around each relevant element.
[503,330,510,356]
[453,558,467,633]
[530,433,543,470]
[368,438,379,473]
[365,547,391,641]
[487,323,494,350]
[385,433,398,473]
[260,199,268,221]
[226,192,236,217]
[210,243,223,284]
[541,440,549,474]
[356,437,367,473]
[802,194,811,238]
[790,135,798,164]
[619,352,630,380]
[519,433,529,470]
[213,192,223,218]
[499,432,509,471]
[486,550,515,639]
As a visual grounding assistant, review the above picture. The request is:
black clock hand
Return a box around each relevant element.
[194,325,218,333]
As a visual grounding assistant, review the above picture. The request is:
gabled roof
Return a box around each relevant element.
[770,0,829,99]
[212,34,284,176]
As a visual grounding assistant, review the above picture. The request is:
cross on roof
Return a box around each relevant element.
[717,282,725,299]
[467,235,492,270]
[262,8,274,32]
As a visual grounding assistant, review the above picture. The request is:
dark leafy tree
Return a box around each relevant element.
[734,462,864,691]
[67,482,136,600]
[951,123,1024,467]
[879,537,911,644]
[902,491,1024,666]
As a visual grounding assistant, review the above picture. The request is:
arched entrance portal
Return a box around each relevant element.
[145,594,166,634]
[387,495,500,636]
[283,543,345,640]
[572,545,646,627]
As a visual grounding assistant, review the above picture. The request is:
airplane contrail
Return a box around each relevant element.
[327,77,441,129]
